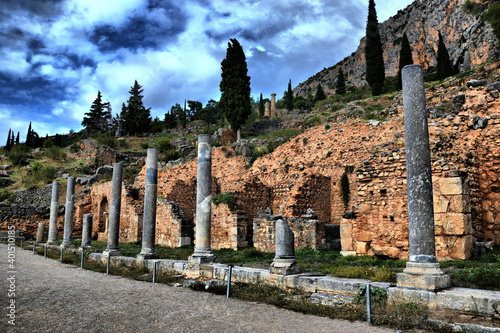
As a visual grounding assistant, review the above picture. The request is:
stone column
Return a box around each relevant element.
[138,148,159,259]
[103,163,123,256]
[270,219,300,275]
[47,181,59,245]
[36,223,45,243]
[397,64,449,290]
[270,93,276,117]
[80,214,93,249]
[264,102,270,118]
[188,134,215,264]
[61,177,76,248]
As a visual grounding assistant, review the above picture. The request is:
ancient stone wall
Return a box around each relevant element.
[155,199,192,247]
[211,203,249,250]
[253,212,324,252]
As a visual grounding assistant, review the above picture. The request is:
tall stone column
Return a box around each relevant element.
[264,102,271,117]
[103,163,123,256]
[138,148,159,259]
[80,214,93,249]
[61,177,76,248]
[188,134,215,264]
[270,219,300,275]
[270,93,276,117]
[47,181,59,245]
[397,64,449,290]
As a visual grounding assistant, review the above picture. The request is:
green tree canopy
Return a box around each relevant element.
[398,33,414,89]
[365,0,385,96]
[315,84,326,102]
[219,38,251,134]
[198,99,220,124]
[120,80,151,135]
[5,129,12,151]
[336,68,346,95]
[82,91,108,133]
[258,93,264,118]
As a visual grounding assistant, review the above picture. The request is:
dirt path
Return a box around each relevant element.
[0,244,395,333]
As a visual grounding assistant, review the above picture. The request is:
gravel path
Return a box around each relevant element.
[1,245,395,333]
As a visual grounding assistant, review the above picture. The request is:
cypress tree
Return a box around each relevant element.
[219,38,252,135]
[15,132,20,145]
[314,84,326,102]
[10,131,15,148]
[365,0,385,96]
[336,68,346,95]
[26,122,33,148]
[398,33,414,89]
[436,32,453,80]
[287,79,293,112]
[5,129,12,151]
[259,93,264,118]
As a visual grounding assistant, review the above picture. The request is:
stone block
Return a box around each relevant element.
[356,241,369,254]
[341,237,354,251]
[448,195,471,213]
[439,178,465,195]
[388,287,437,308]
[297,276,320,292]
[433,194,449,213]
[356,230,371,242]
[396,272,450,291]
[448,235,473,260]
[436,288,500,316]
[340,223,352,239]
[435,213,472,235]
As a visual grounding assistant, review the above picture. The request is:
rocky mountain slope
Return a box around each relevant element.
[294,0,499,97]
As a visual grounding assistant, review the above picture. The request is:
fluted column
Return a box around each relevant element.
[60,177,75,248]
[103,163,123,256]
[47,181,59,245]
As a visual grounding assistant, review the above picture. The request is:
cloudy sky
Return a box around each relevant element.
[1,0,414,144]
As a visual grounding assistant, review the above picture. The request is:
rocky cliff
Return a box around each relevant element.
[294,0,499,97]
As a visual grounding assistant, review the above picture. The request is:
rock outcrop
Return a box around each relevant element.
[294,0,499,97]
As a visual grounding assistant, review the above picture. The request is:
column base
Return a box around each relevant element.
[137,252,159,260]
[60,242,75,248]
[103,249,123,256]
[270,258,301,275]
[46,239,58,246]
[397,262,450,291]
[79,245,93,251]
[188,254,216,264]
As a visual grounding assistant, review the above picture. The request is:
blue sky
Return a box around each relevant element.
[0,0,414,145]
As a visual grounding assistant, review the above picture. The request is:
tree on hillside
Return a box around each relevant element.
[15,132,19,145]
[315,84,326,102]
[436,32,453,80]
[198,99,220,124]
[82,91,107,133]
[5,129,12,151]
[398,33,414,89]
[365,0,385,96]
[336,68,346,95]
[164,109,177,129]
[25,122,33,148]
[187,100,203,122]
[121,80,152,135]
[287,79,294,112]
[258,93,264,118]
[219,38,251,137]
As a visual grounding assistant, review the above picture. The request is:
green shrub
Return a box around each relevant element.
[212,192,236,210]
[69,143,80,153]
[24,163,57,188]
[0,189,15,203]
[7,145,30,166]
[45,146,67,161]
[140,142,150,150]
[157,139,181,163]
[451,266,500,290]
[95,132,117,148]
[353,285,387,308]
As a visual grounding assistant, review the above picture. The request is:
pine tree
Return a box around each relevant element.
[436,32,453,80]
[315,84,326,102]
[365,0,385,96]
[259,93,264,118]
[122,81,152,135]
[15,132,20,145]
[219,38,252,134]
[5,129,12,151]
[287,79,294,112]
[398,33,414,89]
[10,131,15,148]
[336,68,346,95]
[82,91,107,133]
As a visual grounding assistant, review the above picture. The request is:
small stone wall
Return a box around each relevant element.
[211,204,249,250]
[0,202,53,238]
[156,199,192,247]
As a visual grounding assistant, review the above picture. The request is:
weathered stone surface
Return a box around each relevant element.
[36,223,45,242]
[47,181,59,245]
[467,80,488,88]
[104,163,123,256]
[80,214,93,249]
[61,177,76,248]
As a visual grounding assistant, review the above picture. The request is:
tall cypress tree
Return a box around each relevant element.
[336,68,346,95]
[26,122,33,148]
[5,129,12,151]
[365,0,385,96]
[287,79,293,112]
[15,132,20,145]
[10,131,15,148]
[398,33,414,89]
[259,93,264,118]
[436,32,453,80]
[219,38,251,135]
